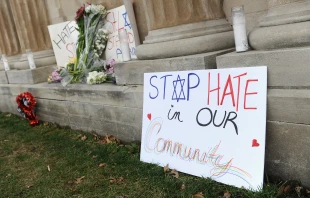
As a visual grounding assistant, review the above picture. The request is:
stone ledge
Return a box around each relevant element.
[216,47,310,87]
[136,31,234,60]
[144,19,232,44]
[0,71,8,84]
[0,49,56,70]
[36,99,142,142]
[6,65,55,84]
[268,89,310,125]
[0,83,144,109]
[115,49,234,85]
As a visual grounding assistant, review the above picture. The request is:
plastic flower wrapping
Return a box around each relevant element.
[93,28,109,58]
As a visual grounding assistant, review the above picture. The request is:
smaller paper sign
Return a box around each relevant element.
[48,21,79,67]
[104,5,137,62]
[141,66,267,191]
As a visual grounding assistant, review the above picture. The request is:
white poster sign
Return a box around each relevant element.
[141,66,267,191]
[104,5,137,61]
[48,21,79,67]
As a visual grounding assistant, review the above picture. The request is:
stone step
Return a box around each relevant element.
[216,47,310,87]
[0,83,143,109]
[6,65,55,84]
[114,49,234,85]
[0,71,8,84]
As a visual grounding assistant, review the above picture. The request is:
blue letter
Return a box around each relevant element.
[122,12,132,29]
[149,75,159,99]
[116,48,122,59]
[160,74,172,99]
[187,73,200,101]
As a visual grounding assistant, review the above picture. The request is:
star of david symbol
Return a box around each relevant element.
[122,12,132,29]
[172,75,186,102]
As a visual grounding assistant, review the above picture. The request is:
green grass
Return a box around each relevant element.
[0,112,307,198]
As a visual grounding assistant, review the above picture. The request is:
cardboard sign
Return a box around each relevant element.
[104,5,138,61]
[48,21,79,66]
[141,66,267,191]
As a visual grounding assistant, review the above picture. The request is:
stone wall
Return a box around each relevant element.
[0,83,143,143]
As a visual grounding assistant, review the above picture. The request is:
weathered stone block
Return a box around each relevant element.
[0,83,144,109]
[6,65,55,84]
[136,32,235,60]
[266,121,310,187]
[217,47,310,87]
[0,71,8,84]
[0,95,17,114]
[115,49,234,85]
[33,96,143,143]
[268,89,310,125]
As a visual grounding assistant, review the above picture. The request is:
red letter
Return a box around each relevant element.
[220,75,235,107]
[208,73,220,105]
[66,42,75,58]
[244,79,258,110]
[233,72,247,112]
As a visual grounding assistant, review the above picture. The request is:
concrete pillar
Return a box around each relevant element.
[0,0,20,56]
[136,0,234,60]
[249,0,310,49]
[9,0,52,53]
[45,0,65,25]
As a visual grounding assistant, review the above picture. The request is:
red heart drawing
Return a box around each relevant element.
[252,139,260,147]
[147,113,152,120]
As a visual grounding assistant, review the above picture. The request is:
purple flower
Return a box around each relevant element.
[107,58,115,66]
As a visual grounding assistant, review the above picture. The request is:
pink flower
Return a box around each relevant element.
[75,5,85,21]
[107,58,115,66]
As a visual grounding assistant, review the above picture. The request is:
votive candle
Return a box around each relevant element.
[118,29,131,62]
[2,54,10,71]
[232,6,249,52]
[26,49,36,69]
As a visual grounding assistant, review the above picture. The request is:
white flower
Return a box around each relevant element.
[90,5,98,14]
[87,71,107,85]
[103,29,109,34]
[85,5,91,13]
[97,5,106,15]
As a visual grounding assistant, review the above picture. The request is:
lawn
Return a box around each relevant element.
[0,112,307,198]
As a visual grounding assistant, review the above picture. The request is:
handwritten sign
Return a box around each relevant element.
[104,5,137,61]
[48,21,78,66]
[141,66,267,191]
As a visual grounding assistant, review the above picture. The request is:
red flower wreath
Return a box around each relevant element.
[16,92,38,126]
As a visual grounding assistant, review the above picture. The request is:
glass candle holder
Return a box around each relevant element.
[118,29,131,62]
[232,6,249,52]
[26,49,36,69]
[2,54,10,71]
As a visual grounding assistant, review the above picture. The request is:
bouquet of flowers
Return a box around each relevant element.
[61,3,109,85]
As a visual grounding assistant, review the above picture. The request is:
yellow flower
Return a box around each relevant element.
[68,57,77,64]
